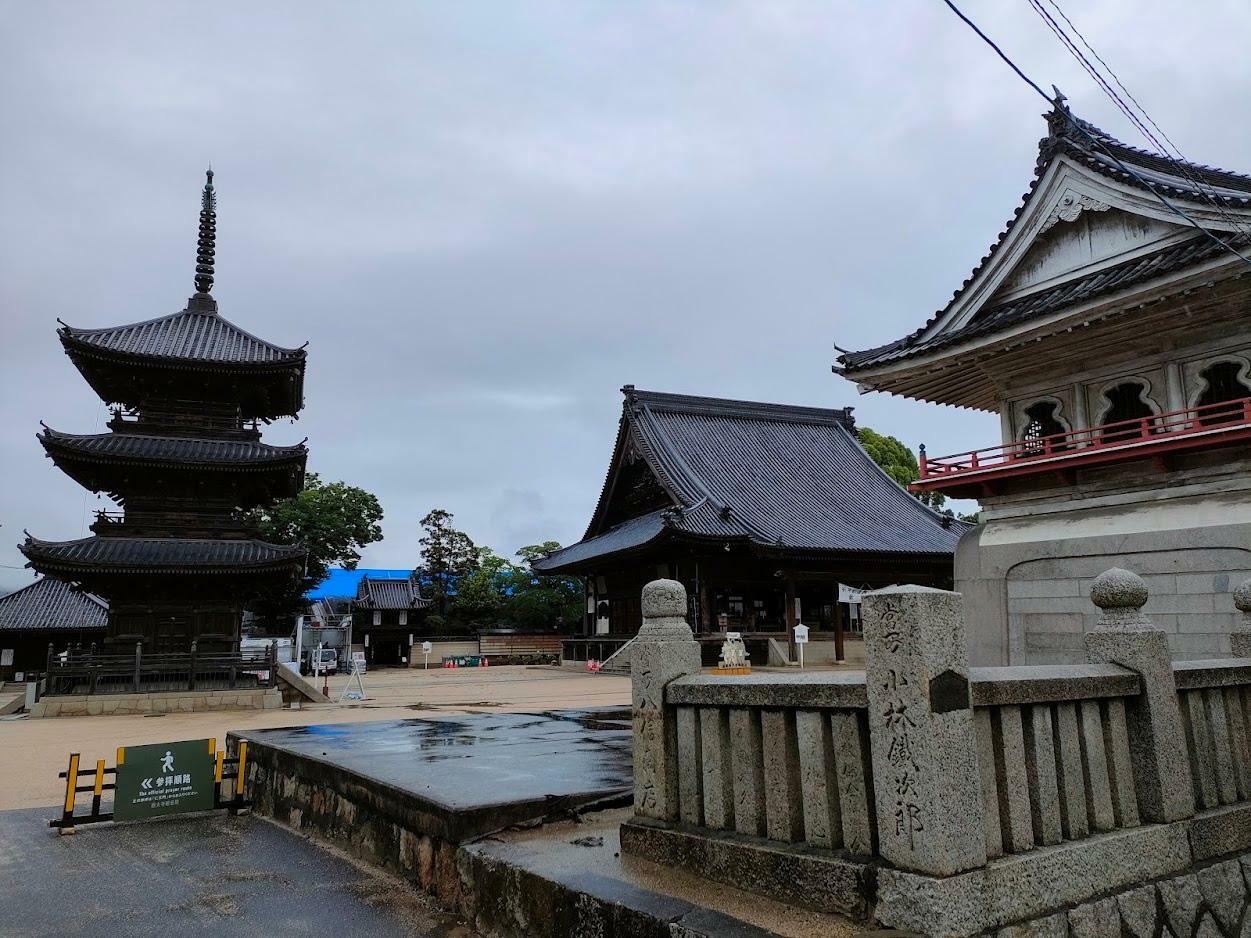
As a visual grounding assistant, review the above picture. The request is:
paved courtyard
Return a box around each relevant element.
[0,806,471,937]
[0,665,629,811]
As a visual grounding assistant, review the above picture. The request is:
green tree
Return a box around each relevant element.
[858,427,946,510]
[506,542,584,632]
[247,471,385,624]
[418,508,480,615]
[453,547,510,624]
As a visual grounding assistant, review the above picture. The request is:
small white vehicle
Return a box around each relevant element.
[302,646,339,676]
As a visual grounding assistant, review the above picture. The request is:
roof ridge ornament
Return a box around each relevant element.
[193,167,217,299]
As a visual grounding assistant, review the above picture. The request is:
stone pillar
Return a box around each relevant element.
[631,578,702,821]
[1232,579,1251,658]
[1083,568,1195,823]
[863,585,987,876]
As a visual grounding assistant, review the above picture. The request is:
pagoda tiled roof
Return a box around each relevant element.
[534,387,964,572]
[60,298,305,369]
[39,429,307,469]
[353,575,434,610]
[837,104,1251,376]
[20,535,306,574]
[0,577,107,632]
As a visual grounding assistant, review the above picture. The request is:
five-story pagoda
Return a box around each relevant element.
[21,171,308,652]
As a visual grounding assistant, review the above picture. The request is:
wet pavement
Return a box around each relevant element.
[0,806,473,937]
[234,708,632,814]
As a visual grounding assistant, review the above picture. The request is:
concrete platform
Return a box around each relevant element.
[233,708,632,844]
[0,806,470,936]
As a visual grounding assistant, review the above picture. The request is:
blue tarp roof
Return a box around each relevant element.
[305,568,412,600]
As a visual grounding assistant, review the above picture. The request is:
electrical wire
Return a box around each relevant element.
[1026,0,1251,241]
[938,0,1251,269]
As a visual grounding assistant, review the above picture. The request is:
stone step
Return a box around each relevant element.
[458,807,871,938]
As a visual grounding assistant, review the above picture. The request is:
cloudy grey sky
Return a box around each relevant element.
[3,1,1250,592]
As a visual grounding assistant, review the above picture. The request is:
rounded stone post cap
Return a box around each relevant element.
[1090,568,1148,610]
[1235,578,1251,614]
[642,578,687,619]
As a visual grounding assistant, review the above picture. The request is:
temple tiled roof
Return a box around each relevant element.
[837,103,1251,377]
[39,429,307,468]
[20,535,306,573]
[534,388,964,572]
[0,577,107,632]
[353,575,433,610]
[839,231,1233,371]
[60,299,305,368]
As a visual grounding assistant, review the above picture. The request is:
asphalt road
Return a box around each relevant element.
[0,806,473,937]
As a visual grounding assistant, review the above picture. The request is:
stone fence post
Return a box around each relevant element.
[862,585,987,876]
[1083,568,1195,823]
[1232,579,1251,657]
[631,579,702,822]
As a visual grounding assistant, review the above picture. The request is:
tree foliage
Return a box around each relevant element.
[858,427,946,509]
[419,509,481,614]
[248,471,385,621]
[412,523,583,632]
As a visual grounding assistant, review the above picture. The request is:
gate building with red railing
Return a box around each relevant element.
[835,96,1251,666]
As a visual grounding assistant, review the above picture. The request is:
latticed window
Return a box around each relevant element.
[1021,401,1067,455]
[1196,361,1251,426]
[1100,381,1156,442]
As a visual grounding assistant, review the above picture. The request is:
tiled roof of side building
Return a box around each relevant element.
[839,230,1233,371]
[0,577,107,631]
[60,300,306,367]
[20,536,306,572]
[39,429,308,466]
[353,575,434,610]
[837,101,1251,375]
[534,387,965,572]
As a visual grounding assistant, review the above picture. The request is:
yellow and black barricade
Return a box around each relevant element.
[49,739,250,832]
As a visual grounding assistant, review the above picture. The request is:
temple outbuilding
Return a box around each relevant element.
[0,577,107,681]
[837,97,1251,664]
[535,387,964,663]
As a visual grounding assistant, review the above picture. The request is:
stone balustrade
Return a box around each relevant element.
[621,572,1251,937]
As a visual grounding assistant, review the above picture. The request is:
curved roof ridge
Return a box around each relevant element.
[60,305,306,365]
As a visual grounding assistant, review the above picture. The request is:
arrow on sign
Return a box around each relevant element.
[141,778,153,790]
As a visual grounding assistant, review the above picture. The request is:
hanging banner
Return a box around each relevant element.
[838,583,864,605]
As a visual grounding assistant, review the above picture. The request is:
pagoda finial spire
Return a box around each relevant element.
[194,167,216,295]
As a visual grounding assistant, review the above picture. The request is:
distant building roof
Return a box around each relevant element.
[305,568,413,600]
[0,577,107,632]
[354,574,434,610]
[534,387,964,573]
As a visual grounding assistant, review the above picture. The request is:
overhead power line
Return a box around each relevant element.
[937,0,1251,270]
[1025,0,1251,242]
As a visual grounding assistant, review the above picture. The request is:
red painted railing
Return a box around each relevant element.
[918,395,1251,483]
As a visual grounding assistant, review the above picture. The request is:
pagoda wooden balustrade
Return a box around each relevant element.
[914,395,1251,492]
[91,509,254,537]
[43,641,278,697]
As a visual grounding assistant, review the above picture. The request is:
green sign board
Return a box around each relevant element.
[114,739,216,821]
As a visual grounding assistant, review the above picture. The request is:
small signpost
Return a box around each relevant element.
[422,640,433,669]
[50,737,250,833]
[793,622,809,669]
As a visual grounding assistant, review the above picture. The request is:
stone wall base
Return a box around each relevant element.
[621,805,1251,937]
[30,687,281,717]
[619,817,874,919]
